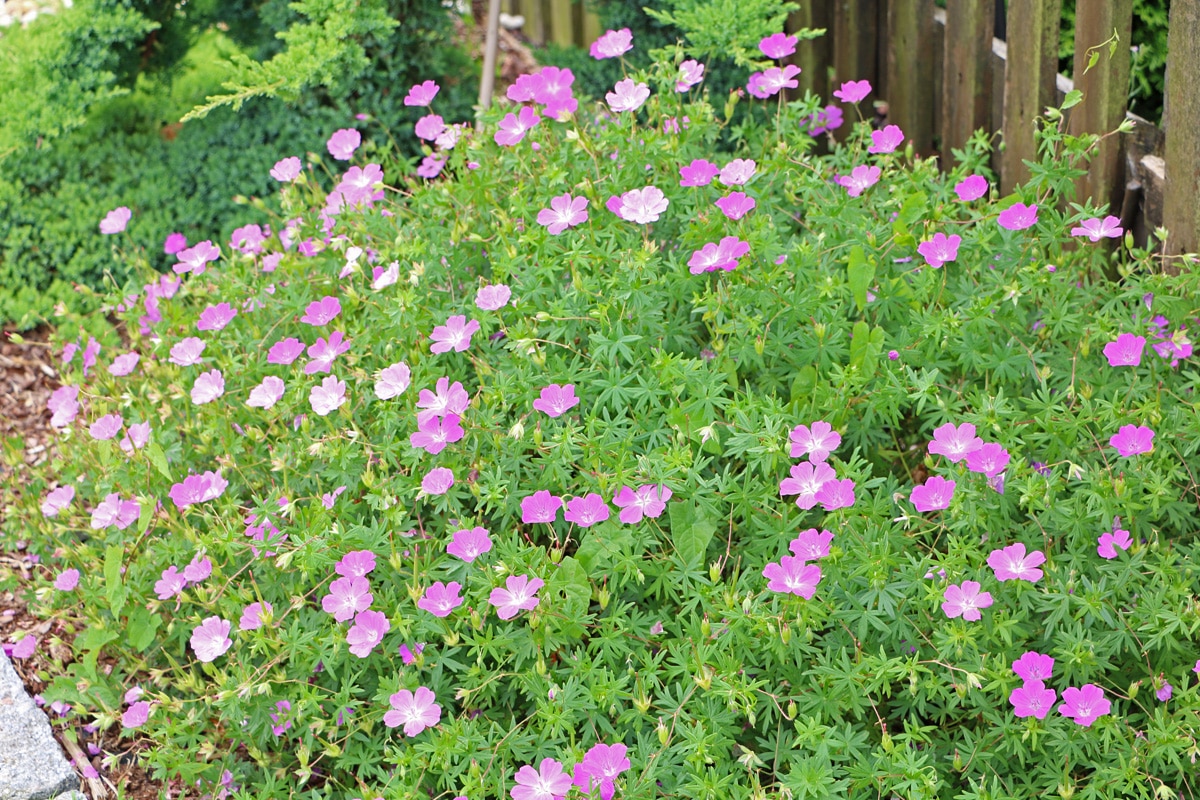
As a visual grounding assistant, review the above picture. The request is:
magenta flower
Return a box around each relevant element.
[789,528,833,561]
[54,568,80,591]
[10,635,37,659]
[269,700,292,737]
[168,470,228,508]
[833,79,871,103]
[89,413,123,441]
[374,363,411,400]
[615,186,669,224]
[430,315,481,354]
[447,526,493,562]
[99,206,131,234]
[789,420,841,461]
[271,156,302,182]
[759,32,797,59]
[779,461,836,510]
[41,486,75,517]
[1109,424,1154,457]
[521,490,563,524]
[108,352,139,377]
[122,701,151,729]
[327,128,361,161]
[183,554,212,584]
[537,193,589,234]
[941,580,992,621]
[676,60,705,91]
[955,175,988,201]
[1156,682,1172,702]
[301,296,341,326]
[590,27,632,59]
[715,192,756,220]
[399,643,425,665]
[911,476,956,512]
[917,233,962,268]
[373,262,399,290]
[338,164,384,206]
[572,742,630,800]
[230,223,268,255]
[410,413,465,454]
[719,159,756,186]
[687,236,751,274]
[476,284,512,311]
[246,376,285,409]
[1013,651,1055,682]
[190,616,232,662]
[156,567,184,602]
[1097,527,1132,559]
[322,576,373,622]
[417,377,470,423]
[268,337,305,365]
[421,467,454,495]
[169,337,206,367]
[163,232,187,253]
[805,104,844,135]
[417,581,464,617]
[310,375,346,416]
[384,686,441,736]
[346,609,390,657]
[1058,684,1111,726]
[998,202,1038,231]
[533,383,580,417]
[1010,680,1057,719]
[197,302,237,332]
[987,543,1046,582]
[679,159,720,187]
[416,155,445,179]
[118,420,150,455]
[928,422,983,463]
[750,65,801,97]
[612,484,672,523]
[965,442,1010,477]
[868,125,904,154]
[1071,215,1123,242]
[1103,333,1145,367]
[837,165,881,196]
[321,485,347,509]
[763,556,821,598]
[335,550,376,578]
[495,106,540,146]
[815,478,856,511]
[490,574,544,620]
[606,78,650,113]
[174,240,221,274]
[239,601,272,631]
[564,493,611,527]
[306,331,351,374]
[404,79,440,106]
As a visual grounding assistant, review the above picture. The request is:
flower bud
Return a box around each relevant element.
[786,700,797,719]
[657,719,670,746]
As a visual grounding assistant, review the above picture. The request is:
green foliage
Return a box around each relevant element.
[645,0,800,69]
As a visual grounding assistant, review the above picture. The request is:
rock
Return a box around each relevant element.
[0,649,80,800]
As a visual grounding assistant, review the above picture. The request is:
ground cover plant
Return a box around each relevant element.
[5,23,1200,800]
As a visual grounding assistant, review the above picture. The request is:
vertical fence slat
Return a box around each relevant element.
[1163,0,1200,255]
[789,1,832,103]
[832,0,880,133]
[1001,0,1061,193]
[582,6,602,48]
[1069,0,1133,215]
[886,0,935,155]
[942,0,995,165]
[547,0,573,47]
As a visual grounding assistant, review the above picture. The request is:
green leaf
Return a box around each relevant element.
[790,365,817,405]
[103,544,126,619]
[1062,89,1084,110]
[137,497,154,534]
[126,606,161,653]
[146,441,171,481]
[847,246,874,313]
[669,500,718,566]
[576,523,634,572]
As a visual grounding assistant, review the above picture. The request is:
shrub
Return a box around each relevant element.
[9,30,1200,800]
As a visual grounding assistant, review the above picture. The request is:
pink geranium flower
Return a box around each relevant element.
[573,742,631,800]
[1071,215,1123,242]
[815,478,856,511]
[267,337,305,365]
[521,490,562,524]
[868,125,904,154]
[41,485,75,517]
[537,193,589,234]
[375,362,412,400]
[1097,527,1132,559]
[489,575,544,620]
[301,296,341,326]
[410,413,465,454]
[998,202,1038,231]
[54,568,80,591]
[421,467,454,495]
[1058,684,1111,726]
[910,476,956,512]
[687,236,751,274]
[108,352,140,377]
[170,337,206,367]
[416,155,445,179]
[564,493,610,527]
[476,284,512,310]
[495,106,541,146]
[679,159,720,187]
[606,78,650,113]
[404,80,440,106]
[590,28,632,59]
[833,79,871,103]
[383,687,441,736]
[789,528,833,561]
[239,601,272,631]
[1010,680,1057,719]
[190,617,232,662]
[928,422,983,462]
[1103,333,1145,367]
[335,550,376,578]
[715,192,756,220]
[533,384,580,417]
[614,186,669,224]
[122,701,151,729]
[837,165,881,196]
[1109,424,1154,457]
[965,442,1010,477]
[346,609,389,657]
[759,32,797,59]
[310,376,347,416]
[676,60,705,91]
[917,233,962,268]
[789,420,841,461]
[612,484,672,524]
[430,315,481,353]
[271,156,302,182]
[118,420,150,454]
[941,580,992,621]
[447,526,493,562]
[417,581,463,617]
[305,331,351,374]
[174,240,221,275]
[191,369,225,405]
[230,223,268,255]
[197,303,237,332]
[417,377,470,423]
[100,207,131,234]
[47,385,80,428]
[750,65,802,97]
[1013,651,1055,682]
[89,413,123,441]
[183,554,212,584]
[954,175,988,201]
[512,758,573,800]
[763,556,821,598]
[327,128,361,161]
[779,461,836,510]
[719,159,756,186]
[987,543,1046,582]
[168,470,228,508]
[246,376,285,409]
[373,262,399,290]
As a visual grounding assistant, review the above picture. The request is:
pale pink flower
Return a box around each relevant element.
[404,80,440,106]
[416,154,445,179]
[421,467,454,495]
[687,236,751,273]
[833,79,871,103]
[495,107,541,146]
[183,554,213,583]
[987,543,1046,582]
[310,376,347,416]
[327,128,361,161]
[532,384,580,417]
[537,193,589,234]
[1109,424,1154,457]
[267,337,305,366]
[763,556,821,598]
[615,186,669,224]
[41,486,75,517]
[564,493,610,527]
[54,568,80,591]
[759,32,797,59]
[170,337,206,367]
[417,377,470,423]
[719,159,756,186]
[373,262,400,290]
[837,165,881,196]
[606,79,649,113]
[612,484,672,523]
[676,60,705,91]
[197,302,237,332]
[417,581,463,617]
[430,315,481,353]
[122,701,151,728]
[47,385,80,428]
[447,527,493,562]
[335,550,376,578]
[89,413,124,441]
[108,352,140,376]
[271,156,302,182]
[955,175,988,201]
[928,422,983,462]
[489,575,544,620]
[346,609,389,657]
[917,233,961,268]
[998,202,1038,231]
[476,284,512,310]
[168,470,228,508]
[10,635,37,659]
[512,758,573,800]
[941,580,992,621]
[375,362,412,400]
[191,369,225,405]
[305,331,351,374]
[118,421,150,454]
[174,241,221,275]
[99,206,131,234]
[246,376,285,409]
[910,476,956,512]
[1103,333,1145,367]
[383,686,441,736]
[1071,215,1123,242]
[190,616,232,662]
[789,421,841,461]
[590,28,632,59]
[239,601,273,631]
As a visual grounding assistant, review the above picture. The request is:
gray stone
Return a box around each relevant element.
[0,649,80,800]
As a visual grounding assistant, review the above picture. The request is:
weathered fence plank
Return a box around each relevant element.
[547,0,573,47]
[1068,0,1133,215]
[886,0,935,155]
[1001,0,1062,193]
[832,0,880,124]
[789,3,831,103]
[1163,0,1200,255]
[941,0,995,164]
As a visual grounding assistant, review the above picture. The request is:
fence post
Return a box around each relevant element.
[832,0,880,134]
[789,1,832,103]
[1163,0,1200,255]
[1068,0,1133,215]
[1000,0,1061,193]
[941,0,995,165]
[886,0,935,155]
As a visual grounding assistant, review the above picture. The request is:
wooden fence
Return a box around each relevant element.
[498,0,1200,257]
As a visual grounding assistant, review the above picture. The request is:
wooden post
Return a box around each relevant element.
[477,0,503,121]
[1068,0,1133,214]
[1163,0,1200,255]
[1000,0,1061,193]
[832,0,880,131]
[789,1,831,102]
[886,0,935,155]
[548,0,574,47]
[942,0,995,165]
